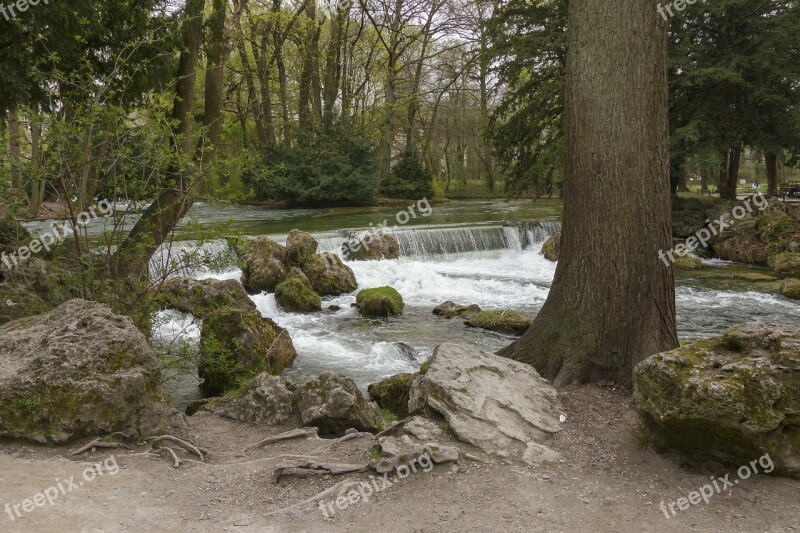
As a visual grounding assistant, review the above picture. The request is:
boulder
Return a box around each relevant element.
[0,299,171,443]
[673,255,705,270]
[302,253,358,296]
[296,372,383,437]
[231,236,288,294]
[204,373,299,425]
[274,267,322,313]
[408,344,564,466]
[368,373,419,418]
[356,287,404,318]
[432,301,482,319]
[343,232,401,261]
[285,229,318,268]
[633,323,800,478]
[541,232,561,262]
[156,277,254,318]
[671,196,708,238]
[464,310,534,336]
[769,251,800,279]
[780,278,800,300]
[199,307,297,395]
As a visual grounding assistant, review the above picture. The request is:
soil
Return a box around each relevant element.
[0,384,798,532]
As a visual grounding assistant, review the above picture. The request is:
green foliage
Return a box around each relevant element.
[245,121,379,206]
[381,150,435,200]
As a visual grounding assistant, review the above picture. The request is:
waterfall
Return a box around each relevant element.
[505,220,562,248]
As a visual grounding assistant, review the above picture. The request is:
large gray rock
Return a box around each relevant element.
[0,300,171,443]
[540,232,561,262]
[205,373,299,426]
[634,323,800,478]
[157,277,254,318]
[296,372,383,437]
[409,343,564,465]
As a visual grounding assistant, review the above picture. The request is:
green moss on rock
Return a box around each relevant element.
[368,373,418,418]
[356,287,404,318]
[464,310,534,336]
[274,268,322,313]
[673,255,705,270]
[780,278,800,300]
[541,232,561,262]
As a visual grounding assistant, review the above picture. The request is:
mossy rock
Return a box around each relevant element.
[541,232,561,262]
[229,236,289,293]
[780,278,800,300]
[432,300,482,319]
[356,287,404,318]
[633,323,800,478]
[156,277,254,318]
[302,253,358,296]
[0,284,53,326]
[768,251,800,279]
[274,268,322,313]
[199,306,298,395]
[673,255,705,270]
[464,310,534,336]
[368,373,419,419]
[285,229,318,268]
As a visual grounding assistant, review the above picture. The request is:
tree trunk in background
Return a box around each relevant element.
[199,0,227,163]
[323,4,345,121]
[111,0,204,280]
[766,152,779,197]
[701,167,710,195]
[724,146,741,200]
[678,170,689,192]
[277,49,291,146]
[717,160,728,198]
[8,108,21,196]
[29,116,45,218]
[498,0,678,387]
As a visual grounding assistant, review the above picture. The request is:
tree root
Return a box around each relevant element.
[147,435,206,462]
[157,447,182,468]
[70,438,130,456]
[243,427,320,452]
[273,456,369,482]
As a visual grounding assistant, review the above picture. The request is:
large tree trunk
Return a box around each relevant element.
[111,0,204,280]
[498,0,678,387]
[29,116,45,218]
[8,108,21,196]
[199,0,227,164]
[766,151,779,197]
[718,147,741,200]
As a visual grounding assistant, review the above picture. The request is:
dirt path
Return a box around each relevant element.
[1,385,798,532]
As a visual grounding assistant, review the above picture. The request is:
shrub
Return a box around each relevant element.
[381,150,435,200]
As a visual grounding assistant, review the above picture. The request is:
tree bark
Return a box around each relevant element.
[498,0,678,387]
[199,0,227,163]
[29,116,45,217]
[8,108,21,195]
[766,151,779,197]
[111,0,204,280]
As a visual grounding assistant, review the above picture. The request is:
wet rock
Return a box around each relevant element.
[432,301,482,319]
[285,229,318,268]
[464,310,534,336]
[302,253,357,296]
[199,306,297,395]
[0,299,171,443]
[274,267,322,313]
[541,232,561,262]
[205,373,299,425]
[634,323,800,478]
[368,373,419,418]
[409,343,564,466]
[156,277,254,318]
[296,372,383,437]
[230,236,289,293]
[673,255,705,270]
[780,278,800,300]
[356,287,404,318]
[343,232,401,261]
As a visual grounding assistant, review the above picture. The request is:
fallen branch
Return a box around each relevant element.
[244,427,320,452]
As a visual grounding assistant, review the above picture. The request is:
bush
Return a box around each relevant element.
[244,122,378,206]
[381,150,435,200]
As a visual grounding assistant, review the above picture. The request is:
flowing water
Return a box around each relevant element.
[137,199,800,407]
